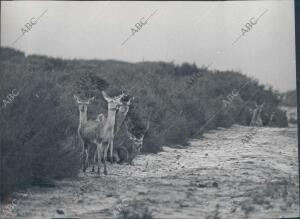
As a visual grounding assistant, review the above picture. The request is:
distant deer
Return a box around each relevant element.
[74,95,105,172]
[250,103,264,127]
[268,111,275,126]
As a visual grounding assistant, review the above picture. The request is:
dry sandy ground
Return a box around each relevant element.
[1,124,299,219]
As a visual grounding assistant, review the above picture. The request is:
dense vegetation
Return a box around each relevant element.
[0,47,287,201]
[280,90,297,107]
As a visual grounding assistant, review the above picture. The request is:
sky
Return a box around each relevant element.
[1,0,296,92]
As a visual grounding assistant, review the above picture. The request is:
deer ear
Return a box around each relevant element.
[88,97,95,104]
[119,92,126,99]
[102,91,110,102]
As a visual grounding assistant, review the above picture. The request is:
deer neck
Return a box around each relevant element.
[104,105,117,136]
[78,108,87,130]
[251,109,258,121]
[115,105,129,134]
[258,108,262,116]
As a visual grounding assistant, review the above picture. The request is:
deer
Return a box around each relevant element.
[96,113,106,123]
[94,91,125,175]
[75,90,129,174]
[115,95,133,135]
[121,119,150,165]
[90,113,107,172]
[250,103,264,127]
[74,95,105,172]
[91,94,132,170]
[111,95,133,162]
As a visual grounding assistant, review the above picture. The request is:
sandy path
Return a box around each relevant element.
[2,125,299,219]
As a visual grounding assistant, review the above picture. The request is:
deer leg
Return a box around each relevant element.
[124,148,129,163]
[118,147,129,164]
[110,139,114,164]
[82,148,86,172]
[80,139,87,172]
[82,156,86,172]
[85,147,89,171]
[103,145,108,175]
[113,150,120,163]
[97,144,103,175]
[92,149,97,173]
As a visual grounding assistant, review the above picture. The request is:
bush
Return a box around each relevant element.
[280,90,297,107]
[0,76,81,201]
[117,202,154,219]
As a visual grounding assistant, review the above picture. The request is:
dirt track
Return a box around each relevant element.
[1,124,299,219]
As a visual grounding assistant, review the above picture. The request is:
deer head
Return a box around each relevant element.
[126,117,150,153]
[114,94,135,136]
[250,103,264,113]
[102,91,126,112]
[74,95,94,113]
[96,113,106,123]
[119,96,133,112]
[258,103,264,111]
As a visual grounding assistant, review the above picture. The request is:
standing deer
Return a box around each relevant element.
[92,95,132,169]
[115,96,133,135]
[91,113,107,172]
[74,95,106,172]
[94,91,125,175]
[250,103,264,127]
[111,96,133,162]
[75,91,128,174]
